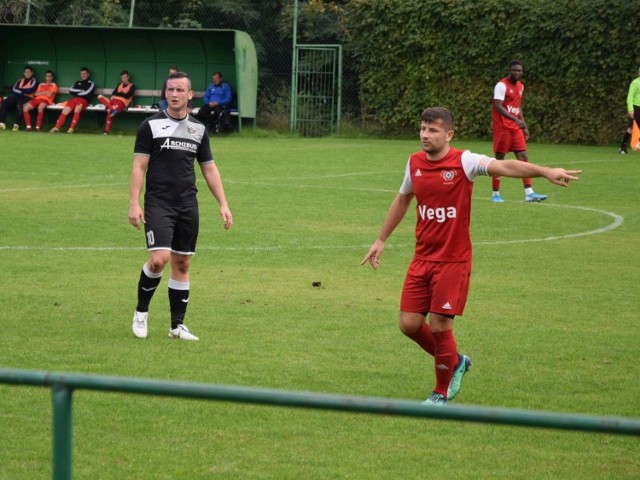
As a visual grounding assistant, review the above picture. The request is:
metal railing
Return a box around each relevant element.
[1,368,639,480]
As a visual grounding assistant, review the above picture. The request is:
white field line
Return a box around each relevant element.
[0,203,623,253]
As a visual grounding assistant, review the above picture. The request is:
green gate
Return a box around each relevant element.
[290,44,342,136]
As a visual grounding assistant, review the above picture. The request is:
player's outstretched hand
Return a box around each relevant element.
[360,240,385,270]
[129,204,145,229]
[220,205,233,230]
[546,168,582,187]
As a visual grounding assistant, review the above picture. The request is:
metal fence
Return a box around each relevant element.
[2,368,639,480]
[0,0,361,132]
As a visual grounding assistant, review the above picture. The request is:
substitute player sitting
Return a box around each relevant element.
[23,70,58,131]
[491,59,547,203]
[361,107,581,405]
[97,70,136,135]
[50,66,96,134]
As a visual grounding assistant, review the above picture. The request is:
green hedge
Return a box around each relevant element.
[347,0,639,144]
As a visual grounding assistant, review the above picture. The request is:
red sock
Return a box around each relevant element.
[70,112,81,129]
[523,179,532,188]
[105,117,112,133]
[24,112,32,128]
[432,330,458,397]
[36,110,44,128]
[99,97,111,108]
[405,323,435,356]
[492,176,501,192]
[55,113,67,129]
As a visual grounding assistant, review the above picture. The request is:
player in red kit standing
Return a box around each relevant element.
[491,59,547,203]
[361,107,581,405]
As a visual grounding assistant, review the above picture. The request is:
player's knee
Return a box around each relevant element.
[398,314,423,335]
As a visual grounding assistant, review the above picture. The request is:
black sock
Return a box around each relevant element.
[136,263,163,312]
[621,132,631,150]
[168,278,190,329]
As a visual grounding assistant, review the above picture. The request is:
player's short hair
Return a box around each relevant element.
[213,71,223,78]
[120,70,129,76]
[509,59,523,68]
[168,71,192,89]
[80,66,90,73]
[421,107,455,130]
[23,65,33,71]
[45,70,54,77]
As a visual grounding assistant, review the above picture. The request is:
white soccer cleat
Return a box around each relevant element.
[132,311,148,339]
[168,324,199,341]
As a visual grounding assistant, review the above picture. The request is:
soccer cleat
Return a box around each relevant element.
[0,123,6,130]
[168,324,199,341]
[422,392,447,406]
[525,192,548,202]
[103,131,109,135]
[619,148,627,155]
[67,128,74,134]
[447,354,472,401]
[12,124,19,132]
[132,311,148,339]
[50,127,59,133]
[26,126,32,131]
[491,194,504,203]
[35,127,40,131]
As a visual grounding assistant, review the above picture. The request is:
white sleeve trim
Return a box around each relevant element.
[398,158,413,194]
[461,151,494,181]
[493,81,506,101]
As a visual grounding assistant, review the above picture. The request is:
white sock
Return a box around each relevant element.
[524,187,534,196]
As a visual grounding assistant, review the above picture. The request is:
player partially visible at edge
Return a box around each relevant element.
[491,59,547,203]
[128,71,233,341]
[361,107,581,405]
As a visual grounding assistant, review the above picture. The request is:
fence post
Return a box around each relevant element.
[52,384,73,480]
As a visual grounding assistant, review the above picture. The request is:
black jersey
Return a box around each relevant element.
[134,111,214,207]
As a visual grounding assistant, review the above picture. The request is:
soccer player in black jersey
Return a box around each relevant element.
[128,72,233,341]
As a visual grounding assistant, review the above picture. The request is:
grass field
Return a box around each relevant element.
[0,130,639,479]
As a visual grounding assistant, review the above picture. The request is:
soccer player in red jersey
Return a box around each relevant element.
[97,70,136,135]
[361,107,581,405]
[491,60,547,203]
[23,70,58,131]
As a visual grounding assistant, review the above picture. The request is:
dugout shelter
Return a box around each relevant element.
[0,24,258,130]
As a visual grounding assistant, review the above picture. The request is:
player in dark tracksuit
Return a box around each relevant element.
[0,65,38,131]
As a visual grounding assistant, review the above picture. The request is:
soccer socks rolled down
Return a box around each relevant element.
[136,263,163,312]
[432,330,458,397]
[168,278,190,330]
[492,176,501,192]
[405,323,436,356]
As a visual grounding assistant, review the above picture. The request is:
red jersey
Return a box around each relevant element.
[492,77,524,131]
[399,148,492,262]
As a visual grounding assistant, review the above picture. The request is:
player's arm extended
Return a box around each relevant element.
[488,160,581,186]
[200,162,233,230]
[360,192,414,269]
[128,154,149,229]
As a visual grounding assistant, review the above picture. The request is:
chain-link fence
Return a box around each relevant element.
[0,0,361,132]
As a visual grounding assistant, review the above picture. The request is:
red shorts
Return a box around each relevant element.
[400,258,472,316]
[65,97,89,111]
[108,99,126,111]
[27,98,52,108]
[493,128,526,154]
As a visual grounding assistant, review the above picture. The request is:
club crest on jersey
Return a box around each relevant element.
[441,169,455,183]
[187,125,198,137]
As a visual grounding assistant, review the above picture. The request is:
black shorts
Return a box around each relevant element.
[144,204,199,255]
